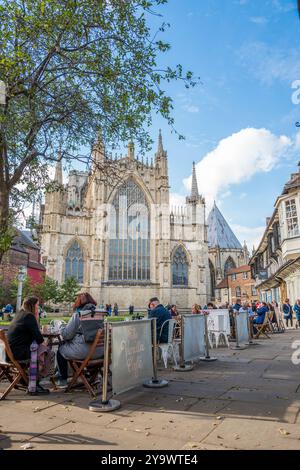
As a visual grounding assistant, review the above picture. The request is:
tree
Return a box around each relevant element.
[34,275,61,305]
[59,276,80,313]
[0,0,198,261]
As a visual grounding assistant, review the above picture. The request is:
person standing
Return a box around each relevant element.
[282,299,293,328]
[293,299,300,328]
[113,303,119,316]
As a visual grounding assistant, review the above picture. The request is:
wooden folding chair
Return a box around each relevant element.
[253,312,271,339]
[0,329,29,400]
[65,328,107,398]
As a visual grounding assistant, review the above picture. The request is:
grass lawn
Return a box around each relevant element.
[0,314,145,327]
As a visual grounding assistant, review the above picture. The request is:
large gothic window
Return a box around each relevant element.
[224,256,236,276]
[65,240,84,283]
[172,246,188,286]
[108,179,150,282]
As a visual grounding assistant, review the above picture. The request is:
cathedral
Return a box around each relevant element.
[40,131,248,308]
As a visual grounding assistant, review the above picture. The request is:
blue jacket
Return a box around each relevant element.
[256,306,268,324]
[282,303,291,317]
[293,304,300,316]
[148,304,171,343]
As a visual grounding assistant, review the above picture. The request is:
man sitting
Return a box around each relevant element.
[252,302,269,334]
[148,297,171,343]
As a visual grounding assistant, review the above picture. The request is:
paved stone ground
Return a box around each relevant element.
[1,329,300,450]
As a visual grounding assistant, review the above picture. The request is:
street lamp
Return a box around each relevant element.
[16,266,27,312]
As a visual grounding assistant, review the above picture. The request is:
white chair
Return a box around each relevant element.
[157,319,178,368]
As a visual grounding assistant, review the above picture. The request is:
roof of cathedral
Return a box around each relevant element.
[207,202,243,250]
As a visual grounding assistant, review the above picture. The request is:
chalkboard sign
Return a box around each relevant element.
[111,319,154,395]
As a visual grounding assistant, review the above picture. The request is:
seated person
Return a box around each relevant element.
[252,301,269,333]
[192,304,201,314]
[56,293,104,388]
[148,297,171,343]
[7,296,50,395]
[169,304,179,317]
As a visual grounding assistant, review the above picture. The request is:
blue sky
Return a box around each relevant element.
[145,0,300,249]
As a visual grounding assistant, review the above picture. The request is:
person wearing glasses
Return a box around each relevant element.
[148,297,171,343]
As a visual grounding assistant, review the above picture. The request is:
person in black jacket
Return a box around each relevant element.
[148,297,171,343]
[7,296,49,394]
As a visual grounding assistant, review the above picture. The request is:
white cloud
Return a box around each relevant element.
[238,42,300,85]
[250,16,268,24]
[183,105,200,113]
[184,127,292,209]
[231,224,266,251]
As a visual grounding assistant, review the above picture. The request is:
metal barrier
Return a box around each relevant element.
[89,318,167,412]
[174,314,216,371]
[231,311,249,350]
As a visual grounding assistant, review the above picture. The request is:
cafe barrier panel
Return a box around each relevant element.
[231,311,249,350]
[174,314,216,370]
[89,318,168,412]
[183,314,206,362]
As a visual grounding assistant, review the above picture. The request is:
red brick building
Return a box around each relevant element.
[0,230,46,287]
[215,265,258,305]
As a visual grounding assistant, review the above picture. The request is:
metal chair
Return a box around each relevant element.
[157,319,178,368]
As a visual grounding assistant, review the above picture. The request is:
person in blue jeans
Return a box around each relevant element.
[293,299,300,328]
[282,299,293,328]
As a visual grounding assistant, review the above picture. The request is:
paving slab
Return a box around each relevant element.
[22,421,184,450]
[0,406,67,449]
[202,417,300,450]
[215,401,299,424]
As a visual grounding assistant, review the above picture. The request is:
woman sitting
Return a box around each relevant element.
[7,296,51,395]
[192,304,201,314]
[56,293,104,388]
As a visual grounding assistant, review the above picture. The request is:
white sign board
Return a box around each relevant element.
[183,314,206,361]
[206,309,230,335]
[111,320,154,395]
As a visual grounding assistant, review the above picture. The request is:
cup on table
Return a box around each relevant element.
[42,325,50,334]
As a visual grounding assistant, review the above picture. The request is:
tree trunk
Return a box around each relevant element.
[0,185,11,264]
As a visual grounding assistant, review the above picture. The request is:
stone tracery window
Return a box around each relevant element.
[172,246,188,286]
[108,179,150,282]
[224,256,236,276]
[65,240,84,283]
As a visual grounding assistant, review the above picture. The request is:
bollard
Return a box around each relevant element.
[144,318,168,387]
[230,312,247,350]
[200,314,217,362]
[173,314,194,371]
[89,321,121,412]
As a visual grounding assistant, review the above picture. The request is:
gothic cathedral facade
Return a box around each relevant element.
[40,132,210,308]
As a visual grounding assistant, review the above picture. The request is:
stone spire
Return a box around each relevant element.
[92,131,105,166]
[128,141,134,160]
[191,161,199,198]
[186,162,202,205]
[158,129,164,154]
[54,151,63,185]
